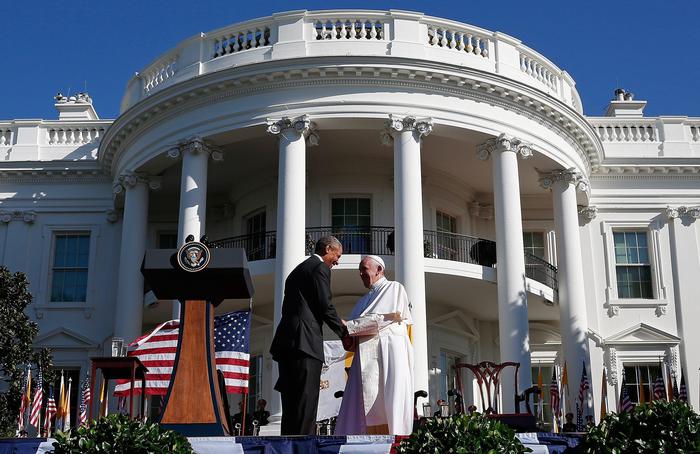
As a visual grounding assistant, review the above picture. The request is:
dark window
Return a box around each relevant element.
[623,364,661,404]
[157,232,178,249]
[331,198,371,253]
[50,233,90,302]
[435,211,458,260]
[614,231,653,298]
[245,210,267,260]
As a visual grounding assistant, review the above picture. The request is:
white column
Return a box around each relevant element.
[477,134,533,412]
[384,114,432,408]
[113,173,154,343]
[169,137,220,318]
[267,115,317,418]
[541,169,593,414]
[667,206,700,411]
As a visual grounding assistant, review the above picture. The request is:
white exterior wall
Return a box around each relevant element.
[2,10,700,430]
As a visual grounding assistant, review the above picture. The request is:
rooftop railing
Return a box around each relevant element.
[121,10,582,113]
[210,226,558,295]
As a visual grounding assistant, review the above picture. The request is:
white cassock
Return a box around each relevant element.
[334,277,414,435]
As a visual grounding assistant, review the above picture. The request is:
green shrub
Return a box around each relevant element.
[51,414,194,454]
[396,413,532,454]
[581,400,700,454]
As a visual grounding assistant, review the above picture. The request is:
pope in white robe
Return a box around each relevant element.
[335,255,414,435]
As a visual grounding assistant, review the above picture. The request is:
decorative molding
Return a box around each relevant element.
[538,168,589,193]
[105,209,119,223]
[0,209,37,224]
[578,205,597,220]
[0,167,108,183]
[668,345,679,378]
[98,63,601,176]
[606,347,618,385]
[33,304,96,320]
[380,114,433,145]
[266,115,320,146]
[113,172,162,195]
[476,133,533,161]
[666,205,700,221]
[165,136,225,161]
[593,166,700,176]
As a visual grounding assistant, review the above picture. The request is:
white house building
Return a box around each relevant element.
[2,9,699,430]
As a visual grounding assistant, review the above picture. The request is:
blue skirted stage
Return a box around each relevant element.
[1,433,581,453]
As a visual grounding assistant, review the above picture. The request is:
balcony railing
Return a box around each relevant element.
[210,226,558,294]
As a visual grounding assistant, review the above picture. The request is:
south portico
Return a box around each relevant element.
[108,109,596,420]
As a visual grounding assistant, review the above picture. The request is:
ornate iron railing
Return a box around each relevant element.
[210,226,558,293]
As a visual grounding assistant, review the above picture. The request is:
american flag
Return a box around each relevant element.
[578,362,589,409]
[28,369,43,427]
[44,387,57,436]
[549,369,560,417]
[679,373,688,402]
[78,376,91,426]
[619,375,634,413]
[17,368,31,432]
[115,310,251,396]
[652,370,666,401]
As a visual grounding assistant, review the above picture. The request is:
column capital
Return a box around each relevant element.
[380,114,433,145]
[476,133,533,160]
[538,168,589,193]
[667,205,700,220]
[113,172,161,195]
[266,115,319,146]
[0,209,36,224]
[166,136,224,161]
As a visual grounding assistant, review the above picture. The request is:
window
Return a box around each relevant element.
[532,365,553,430]
[435,211,458,260]
[244,355,263,416]
[331,198,371,253]
[46,369,80,431]
[157,232,178,249]
[523,232,545,259]
[438,350,466,415]
[614,231,653,298]
[50,233,90,302]
[245,210,267,260]
[623,364,661,404]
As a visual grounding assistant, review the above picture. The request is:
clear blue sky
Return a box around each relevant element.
[2,0,698,120]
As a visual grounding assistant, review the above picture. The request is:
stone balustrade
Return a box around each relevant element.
[0,126,11,146]
[121,9,582,112]
[313,18,385,41]
[46,125,106,145]
[690,123,700,142]
[143,55,178,94]
[519,50,560,93]
[592,120,658,143]
[424,22,490,57]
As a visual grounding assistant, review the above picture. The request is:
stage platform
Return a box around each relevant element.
[0,433,581,453]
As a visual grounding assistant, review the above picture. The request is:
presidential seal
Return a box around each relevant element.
[176,241,211,272]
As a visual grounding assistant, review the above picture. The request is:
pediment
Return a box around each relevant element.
[429,310,479,339]
[605,323,680,346]
[34,327,98,350]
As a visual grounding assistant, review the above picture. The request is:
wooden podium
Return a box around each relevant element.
[142,244,254,436]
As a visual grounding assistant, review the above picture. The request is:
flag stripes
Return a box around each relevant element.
[115,311,250,396]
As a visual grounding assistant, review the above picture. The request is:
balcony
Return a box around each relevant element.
[209,226,558,296]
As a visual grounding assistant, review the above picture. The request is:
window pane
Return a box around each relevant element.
[614,232,626,248]
[345,199,357,215]
[358,198,370,215]
[331,200,343,216]
[51,232,90,302]
[637,233,648,247]
[628,247,639,263]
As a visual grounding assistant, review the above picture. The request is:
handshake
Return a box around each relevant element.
[340,320,356,351]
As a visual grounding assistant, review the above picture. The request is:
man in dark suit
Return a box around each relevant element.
[270,235,348,435]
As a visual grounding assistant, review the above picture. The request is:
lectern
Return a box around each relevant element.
[142,243,254,436]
